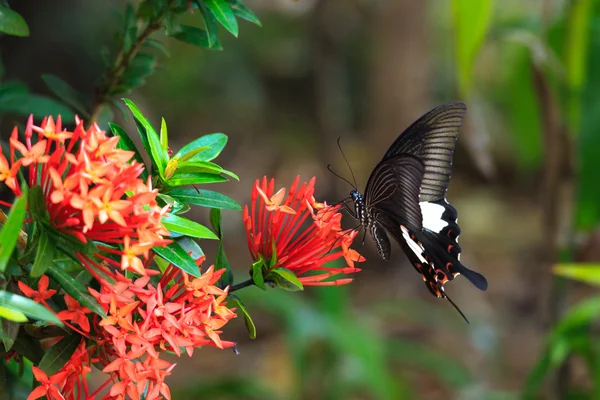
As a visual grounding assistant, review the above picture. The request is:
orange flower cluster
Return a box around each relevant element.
[0,115,170,275]
[4,116,236,400]
[243,176,364,286]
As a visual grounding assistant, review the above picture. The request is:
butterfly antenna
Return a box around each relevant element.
[444,292,470,324]
[327,164,356,189]
[337,137,358,189]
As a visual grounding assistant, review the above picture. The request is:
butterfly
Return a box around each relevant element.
[335,102,488,322]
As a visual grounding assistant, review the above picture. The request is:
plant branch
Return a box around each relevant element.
[230,279,255,292]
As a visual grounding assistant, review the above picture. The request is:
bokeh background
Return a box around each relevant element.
[3,0,600,399]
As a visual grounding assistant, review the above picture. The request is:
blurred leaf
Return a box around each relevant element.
[123,3,137,53]
[162,213,218,239]
[143,38,170,57]
[109,122,148,180]
[196,0,219,46]
[38,334,81,376]
[0,306,27,322]
[0,187,27,273]
[0,5,29,36]
[204,0,238,37]
[41,74,90,117]
[553,263,600,286]
[0,291,62,326]
[172,377,277,399]
[227,0,261,26]
[153,241,200,277]
[452,0,494,96]
[122,98,167,179]
[30,229,56,278]
[176,133,228,162]
[166,171,228,186]
[176,237,205,260]
[251,260,265,290]
[47,265,106,318]
[267,267,303,291]
[170,25,222,50]
[229,295,256,339]
[28,185,49,224]
[11,334,43,364]
[168,188,241,210]
[0,316,19,351]
[118,53,157,93]
[0,93,75,121]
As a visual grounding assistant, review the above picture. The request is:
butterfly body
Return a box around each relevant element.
[348,102,487,317]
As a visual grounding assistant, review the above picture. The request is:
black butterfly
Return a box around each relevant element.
[337,102,488,321]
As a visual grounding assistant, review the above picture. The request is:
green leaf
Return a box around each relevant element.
[153,242,201,277]
[0,186,28,272]
[196,0,219,46]
[0,291,62,326]
[47,265,106,317]
[168,188,241,210]
[251,260,265,290]
[226,0,261,26]
[160,117,168,152]
[119,53,156,93]
[177,160,239,181]
[553,263,600,286]
[12,334,43,364]
[210,208,222,238]
[0,93,75,121]
[41,74,89,117]
[0,5,29,36]
[166,171,228,186]
[162,213,218,239]
[28,185,49,224]
[215,241,233,288]
[38,334,81,376]
[170,25,222,50]
[452,0,493,96]
[31,230,56,278]
[175,133,228,162]
[269,241,277,269]
[204,0,239,37]
[122,98,167,179]
[1,317,20,350]
[0,306,27,322]
[268,267,303,291]
[143,38,170,57]
[229,295,256,339]
[109,122,147,181]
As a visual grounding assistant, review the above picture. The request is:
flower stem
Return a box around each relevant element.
[230,279,255,292]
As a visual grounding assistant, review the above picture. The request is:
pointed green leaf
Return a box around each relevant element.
[38,334,81,376]
[0,291,62,326]
[229,295,256,339]
[41,74,89,116]
[196,0,219,46]
[144,38,170,57]
[12,334,43,364]
[168,188,241,210]
[177,160,239,181]
[1,317,20,350]
[160,117,169,152]
[153,241,201,277]
[166,171,228,186]
[175,133,228,162]
[122,98,167,178]
[268,267,303,291]
[170,25,222,50]
[269,241,278,269]
[162,213,218,239]
[227,0,261,26]
[0,186,28,272]
[251,260,265,290]
[0,306,27,322]
[0,5,29,36]
[0,93,75,120]
[210,208,222,238]
[28,185,49,224]
[204,0,238,37]
[47,265,106,318]
[553,264,600,286]
[31,230,56,278]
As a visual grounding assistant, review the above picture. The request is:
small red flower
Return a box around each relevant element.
[243,176,364,286]
[28,366,68,400]
[18,275,56,303]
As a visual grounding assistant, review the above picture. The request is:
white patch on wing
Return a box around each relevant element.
[400,225,427,264]
[419,201,448,233]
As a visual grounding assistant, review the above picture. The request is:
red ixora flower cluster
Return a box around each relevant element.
[0,115,170,276]
[4,116,236,400]
[243,176,364,286]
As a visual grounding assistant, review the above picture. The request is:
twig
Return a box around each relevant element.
[230,279,255,292]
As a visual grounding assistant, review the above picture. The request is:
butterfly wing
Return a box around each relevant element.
[363,155,425,260]
[383,102,466,203]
